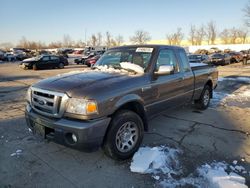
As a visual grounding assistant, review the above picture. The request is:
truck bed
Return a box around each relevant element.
[190,62,213,71]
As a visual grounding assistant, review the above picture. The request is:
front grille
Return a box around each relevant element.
[31,87,68,118]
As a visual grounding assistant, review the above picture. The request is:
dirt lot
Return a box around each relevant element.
[0,62,250,187]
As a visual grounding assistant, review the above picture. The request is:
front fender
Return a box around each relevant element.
[114,94,144,110]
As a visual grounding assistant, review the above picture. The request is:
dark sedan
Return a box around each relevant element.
[19,55,67,70]
[188,54,209,63]
[208,53,231,66]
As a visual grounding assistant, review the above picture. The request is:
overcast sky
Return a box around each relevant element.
[0,0,248,44]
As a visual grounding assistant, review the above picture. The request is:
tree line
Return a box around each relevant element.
[0,26,247,51]
[167,21,248,46]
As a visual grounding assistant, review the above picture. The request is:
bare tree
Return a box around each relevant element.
[97,32,102,46]
[0,42,13,51]
[17,36,29,48]
[89,34,97,46]
[115,35,124,46]
[195,25,206,45]
[173,28,184,45]
[105,31,112,47]
[166,28,184,45]
[110,39,117,47]
[48,41,63,48]
[63,34,73,47]
[229,27,239,44]
[237,29,248,44]
[189,25,196,45]
[166,34,174,45]
[243,0,250,27]
[206,21,217,44]
[75,40,86,48]
[130,30,151,44]
[220,29,230,44]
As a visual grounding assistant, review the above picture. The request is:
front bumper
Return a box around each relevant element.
[25,104,111,151]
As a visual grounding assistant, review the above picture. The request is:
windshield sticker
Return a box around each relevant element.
[136,48,153,53]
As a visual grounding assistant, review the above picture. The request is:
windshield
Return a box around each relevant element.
[188,55,202,60]
[212,54,223,58]
[94,47,153,73]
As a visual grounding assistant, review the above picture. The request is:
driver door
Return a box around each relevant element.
[146,49,186,114]
[39,56,51,69]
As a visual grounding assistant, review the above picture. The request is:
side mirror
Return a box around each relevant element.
[154,65,174,76]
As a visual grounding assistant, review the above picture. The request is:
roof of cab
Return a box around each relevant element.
[109,44,184,51]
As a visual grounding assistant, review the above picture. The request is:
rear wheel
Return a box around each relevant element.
[32,64,37,70]
[58,63,64,69]
[103,110,144,160]
[195,85,211,110]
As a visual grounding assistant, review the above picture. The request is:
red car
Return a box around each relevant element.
[85,55,101,67]
[229,52,243,63]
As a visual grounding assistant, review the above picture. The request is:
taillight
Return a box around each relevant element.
[89,60,96,64]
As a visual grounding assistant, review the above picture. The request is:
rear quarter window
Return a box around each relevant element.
[178,50,191,72]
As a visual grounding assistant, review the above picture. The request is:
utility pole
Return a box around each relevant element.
[84,28,87,45]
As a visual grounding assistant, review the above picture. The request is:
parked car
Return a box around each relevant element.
[208,53,231,66]
[74,52,96,64]
[228,52,243,63]
[188,54,209,63]
[0,50,5,60]
[74,50,106,65]
[19,55,66,70]
[59,55,69,66]
[25,45,218,160]
[3,53,17,62]
[85,55,101,67]
[57,49,74,58]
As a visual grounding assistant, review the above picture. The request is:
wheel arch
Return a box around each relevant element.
[205,79,213,98]
[110,94,148,132]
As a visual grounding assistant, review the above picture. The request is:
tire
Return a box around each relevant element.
[58,63,64,69]
[32,64,37,70]
[103,110,144,160]
[195,85,211,110]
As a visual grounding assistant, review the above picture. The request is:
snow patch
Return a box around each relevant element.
[233,160,238,165]
[94,65,129,74]
[130,146,181,174]
[130,147,248,188]
[211,89,250,108]
[120,62,144,74]
[218,77,250,83]
[10,149,23,157]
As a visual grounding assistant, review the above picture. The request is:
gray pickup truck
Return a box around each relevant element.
[25,45,218,160]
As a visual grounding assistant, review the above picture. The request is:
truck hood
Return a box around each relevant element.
[33,70,144,98]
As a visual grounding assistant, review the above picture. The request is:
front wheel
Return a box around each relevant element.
[195,85,211,110]
[103,110,144,160]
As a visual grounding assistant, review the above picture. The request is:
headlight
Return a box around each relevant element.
[26,87,32,103]
[66,98,98,115]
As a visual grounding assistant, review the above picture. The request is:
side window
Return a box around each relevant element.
[51,56,59,61]
[42,56,50,61]
[156,49,179,73]
[178,50,191,72]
